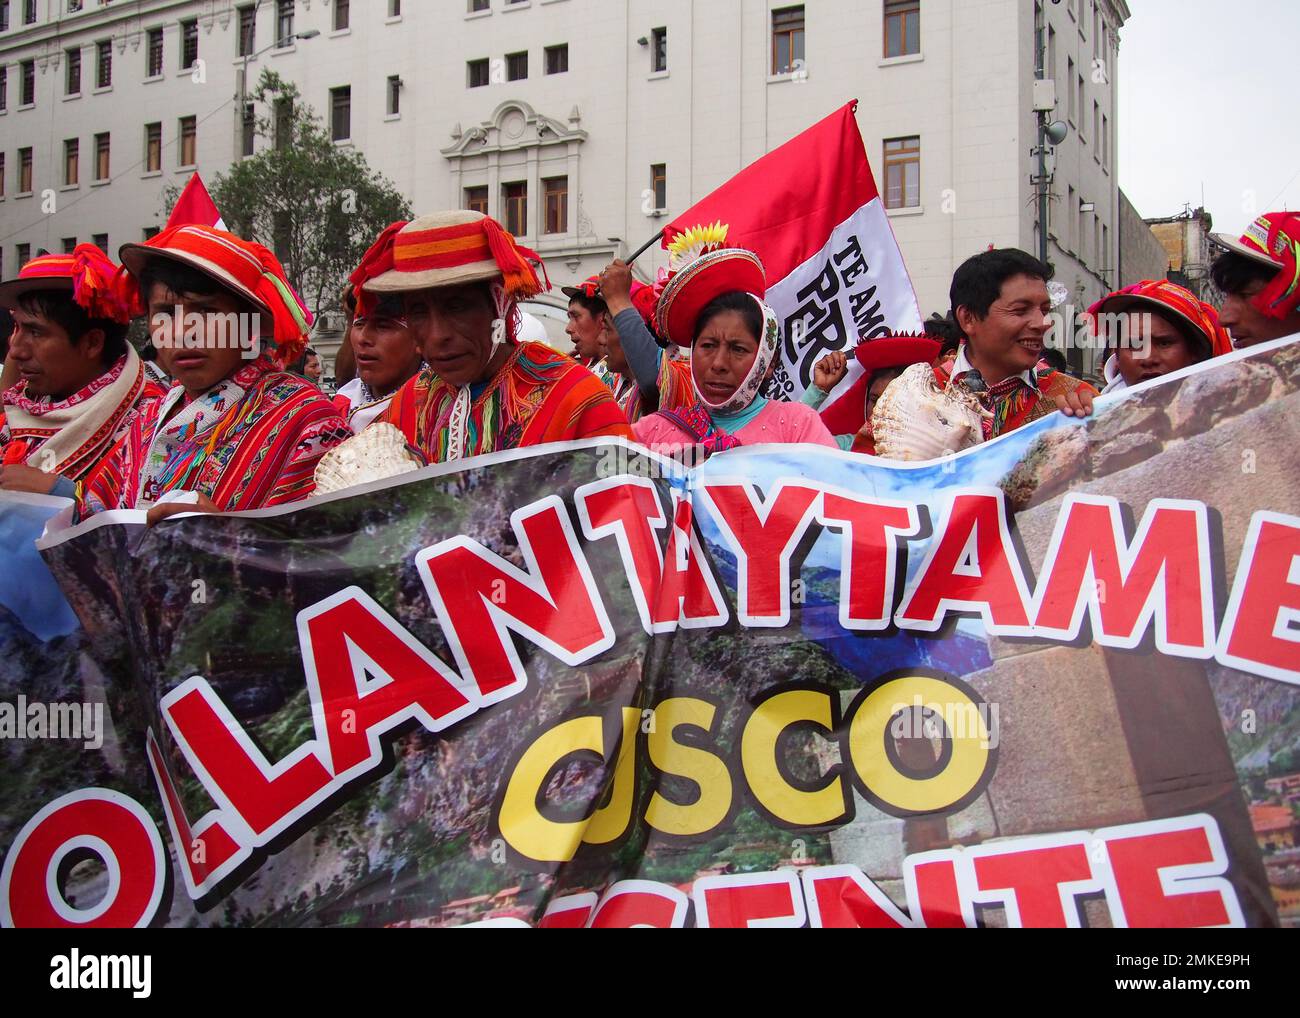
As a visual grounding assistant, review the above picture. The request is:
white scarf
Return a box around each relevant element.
[694,294,780,415]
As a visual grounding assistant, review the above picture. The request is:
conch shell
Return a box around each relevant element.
[871,363,989,462]
[313,422,424,495]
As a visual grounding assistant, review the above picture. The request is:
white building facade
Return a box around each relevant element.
[1,0,1127,370]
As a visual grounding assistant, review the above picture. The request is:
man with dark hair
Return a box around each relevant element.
[362,212,631,464]
[870,248,1095,458]
[943,247,1095,435]
[1209,212,1300,347]
[0,245,164,496]
[78,225,351,520]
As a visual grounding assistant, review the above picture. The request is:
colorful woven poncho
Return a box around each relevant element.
[79,353,352,514]
[381,341,632,462]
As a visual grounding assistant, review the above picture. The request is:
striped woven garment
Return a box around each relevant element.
[380,341,632,462]
[78,353,352,514]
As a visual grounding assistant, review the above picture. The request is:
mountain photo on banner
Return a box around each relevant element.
[664,100,922,414]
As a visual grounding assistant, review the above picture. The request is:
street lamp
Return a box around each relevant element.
[234,23,321,151]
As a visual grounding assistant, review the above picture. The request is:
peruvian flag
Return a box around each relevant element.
[166,173,227,231]
[664,100,921,431]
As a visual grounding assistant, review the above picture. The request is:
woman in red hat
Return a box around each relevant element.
[77,225,352,519]
[1091,279,1233,394]
[630,225,836,456]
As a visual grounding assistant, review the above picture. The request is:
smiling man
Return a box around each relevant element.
[77,225,351,518]
[364,212,631,462]
[938,248,1096,439]
[0,245,164,497]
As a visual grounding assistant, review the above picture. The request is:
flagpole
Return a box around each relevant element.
[624,229,665,265]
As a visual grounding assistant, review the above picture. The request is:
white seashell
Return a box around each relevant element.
[871,363,989,462]
[313,422,423,495]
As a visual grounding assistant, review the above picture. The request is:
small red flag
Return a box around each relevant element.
[166,173,227,231]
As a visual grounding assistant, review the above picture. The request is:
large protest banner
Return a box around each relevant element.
[2,339,1299,928]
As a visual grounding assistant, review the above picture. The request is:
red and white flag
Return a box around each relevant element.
[166,173,227,231]
[664,100,921,429]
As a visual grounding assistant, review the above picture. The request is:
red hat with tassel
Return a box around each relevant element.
[363,211,550,300]
[0,244,139,323]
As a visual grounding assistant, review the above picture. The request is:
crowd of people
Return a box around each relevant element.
[0,206,1297,520]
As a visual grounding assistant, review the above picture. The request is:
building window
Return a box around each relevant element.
[18,244,31,270]
[503,182,527,237]
[543,176,568,234]
[651,27,667,72]
[469,0,490,11]
[1101,112,1109,165]
[467,58,489,87]
[333,0,349,31]
[1076,72,1085,135]
[181,19,199,70]
[651,163,667,210]
[883,0,919,58]
[388,0,401,16]
[0,154,5,198]
[147,28,164,77]
[506,51,528,81]
[0,1,8,32]
[22,0,34,24]
[18,147,32,193]
[144,226,161,241]
[771,6,804,75]
[94,132,110,181]
[66,47,81,95]
[179,116,197,166]
[883,136,920,209]
[544,44,568,75]
[331,86,351,141]
[0,68,6,112]
[386,75,402,115]
[92,233,107,253]
[274,98,292,149]
[96,40,112,88]
[20,59,34,105]
[241,104,255,156]
[62,237,77,254]
[238,4,256,56]
[276,0,294,48]
[465,186,488,215]
[1066,57,1076,121]
[64,139,79,187]
[145,122,162,172]
[1093,100,1100,155]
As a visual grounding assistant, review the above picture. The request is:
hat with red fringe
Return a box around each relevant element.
[654,222,766,347]
[1090,279,1233,359]
[0,244,138,324]
[117,224,314,366]
[363,210,550,299]
[348,220,408,318]
[1210,211,1300,320]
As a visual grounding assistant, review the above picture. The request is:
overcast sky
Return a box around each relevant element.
[1118,0,1300,235]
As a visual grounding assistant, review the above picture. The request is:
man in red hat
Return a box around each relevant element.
[78,225,351,519]
[0,245,165,497]
[365,211,631,462]
[1210,212,1300,347]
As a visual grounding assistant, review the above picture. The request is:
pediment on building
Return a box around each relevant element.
[442,101,586,158]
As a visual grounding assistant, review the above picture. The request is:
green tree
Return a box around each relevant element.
[169,69,411,316]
